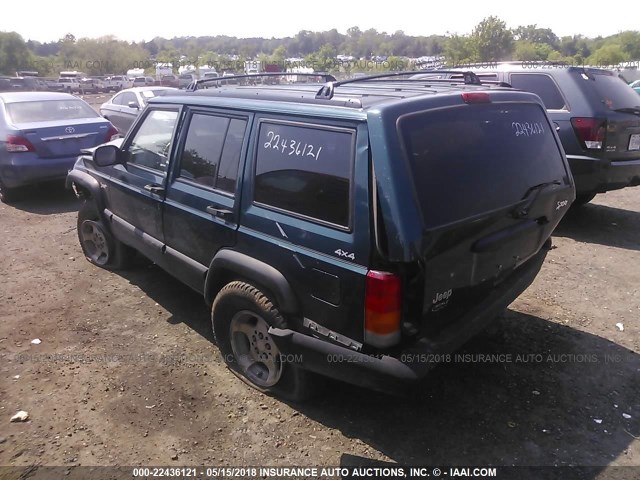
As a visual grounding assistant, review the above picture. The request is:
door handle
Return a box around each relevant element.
[144,183,165,194]
[206,205,233,218]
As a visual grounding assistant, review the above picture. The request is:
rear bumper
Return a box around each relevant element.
[269,241,550,393]
[569,155,640,194]
[0,154,78,188]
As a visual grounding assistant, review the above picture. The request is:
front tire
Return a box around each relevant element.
[77,201,134,270]
[212,281,314,401]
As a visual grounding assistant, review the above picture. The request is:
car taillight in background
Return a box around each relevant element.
[6,135,35,153]
[571,117,606,150]
[106,125,120,141]
[364,271,402,348]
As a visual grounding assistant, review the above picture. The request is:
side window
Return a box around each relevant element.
[178,114,247,193]
[121,92,139,108]
[509,74,567,110]
[111,93,123,105]
[254,121,354,228]
[125,109,179,172]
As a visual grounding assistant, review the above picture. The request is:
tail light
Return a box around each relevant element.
[571,117,606,150]
[462,92,491,104]
[106,125,120,141]
[364,271,402,348]
[6,135,35,153]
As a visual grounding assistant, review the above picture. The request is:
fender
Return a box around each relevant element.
[205,249,299,314]
[66,169,107,218]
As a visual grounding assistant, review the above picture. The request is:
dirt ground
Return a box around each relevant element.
[0,101,639,473]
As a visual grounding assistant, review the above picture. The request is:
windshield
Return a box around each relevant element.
[6,99,100,123]
[400,103,568,228]
[588,72,640,110]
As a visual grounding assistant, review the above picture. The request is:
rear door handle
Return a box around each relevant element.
[143,183,165,194]
[206,205,233,218]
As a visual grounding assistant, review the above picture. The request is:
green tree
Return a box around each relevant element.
[0,31,33,74]
[513,25,559,48]
[616,31,640,60]
[444,34,475,65]
[470,16,514,61]
[305,43,337,72]
[588,44,629,66]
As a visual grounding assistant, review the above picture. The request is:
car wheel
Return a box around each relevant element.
[212,281,316,401]
[77,201,134,270]
[572,193,597,207]
[0,179,21,203]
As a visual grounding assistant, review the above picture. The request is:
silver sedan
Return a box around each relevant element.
[99,86,177,134]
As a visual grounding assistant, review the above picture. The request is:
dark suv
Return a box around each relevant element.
[67,72,574,399]
[445,63,640,205]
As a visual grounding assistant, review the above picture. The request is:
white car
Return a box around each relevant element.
[99,87,176,134]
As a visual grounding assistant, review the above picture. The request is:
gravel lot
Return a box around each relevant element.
[0,96,638,473]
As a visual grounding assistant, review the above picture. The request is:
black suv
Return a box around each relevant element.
[444,63,640,205]
[67,72,574,399]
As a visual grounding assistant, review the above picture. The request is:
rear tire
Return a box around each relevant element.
[0,179,21,203]
[572,192,597,207]
[77,201,134,270]
[212,281,316,402]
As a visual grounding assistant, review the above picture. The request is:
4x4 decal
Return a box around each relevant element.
[334,248,355,261]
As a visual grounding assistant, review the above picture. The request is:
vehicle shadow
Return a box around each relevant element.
[297,309,639,470]
[118,262,213,342]
[6,183,80,215]
[111,265,639,472]
[555,203,640,251]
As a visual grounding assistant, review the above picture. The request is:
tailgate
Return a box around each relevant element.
[580,71,640,161]
[398,101,573,324]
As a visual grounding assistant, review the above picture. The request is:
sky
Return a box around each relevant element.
[1,0,637,43]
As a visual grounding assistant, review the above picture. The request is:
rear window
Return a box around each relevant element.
[254,121,354,228]
[400,103,567,228]
[588,72,640,110]
[5,99,99,123]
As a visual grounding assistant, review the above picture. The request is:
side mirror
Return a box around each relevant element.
[93,144,121,167]
[128,101,139,109]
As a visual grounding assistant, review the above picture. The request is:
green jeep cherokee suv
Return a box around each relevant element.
[67,72,575,399]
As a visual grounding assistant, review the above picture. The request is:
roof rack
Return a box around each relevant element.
[315,70,484,99]
[187,72,337,91]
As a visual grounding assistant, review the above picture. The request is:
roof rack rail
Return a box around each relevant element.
[315,70,484,99]
[187,72,337,91]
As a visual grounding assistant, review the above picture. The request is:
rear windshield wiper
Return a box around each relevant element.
[614,107,640,116]
[512,180,563,219]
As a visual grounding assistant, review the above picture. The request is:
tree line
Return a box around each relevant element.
[1,17,639,77]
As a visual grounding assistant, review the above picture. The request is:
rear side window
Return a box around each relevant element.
[509,74,566,110]
[400,103,568,228]
[5,99,99,123]
[254,121,354,228]
[178,113,246,194]
[587,72,640,110]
